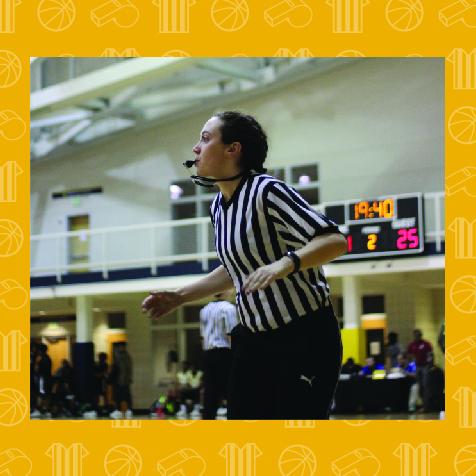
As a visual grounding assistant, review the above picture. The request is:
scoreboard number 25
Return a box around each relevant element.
[396,228,419,249]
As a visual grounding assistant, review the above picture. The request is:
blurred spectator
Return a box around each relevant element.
[109,342,133,419]
[407,329,433,408]
[33,343,52,417]
[359,357,384,377]
[175,361,203,418]
[438,322,445,354]
[385,332,402,369]
[94,352,110,415]
[51,359,75,417]
[200,292,238,420]
[30,342,39,415]
[341,357,361,377]
[423,352,445,412]
[396,352,416,376]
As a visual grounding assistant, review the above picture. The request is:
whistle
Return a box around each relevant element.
[439,0,476,27]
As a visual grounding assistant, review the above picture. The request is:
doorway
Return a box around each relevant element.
[67,214,90,272]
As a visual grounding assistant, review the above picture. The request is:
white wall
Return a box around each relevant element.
[31,58,443,270]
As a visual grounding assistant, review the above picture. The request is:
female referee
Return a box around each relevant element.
[142,111,347,419]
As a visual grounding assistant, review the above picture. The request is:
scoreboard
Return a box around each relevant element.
[323,193,424,260]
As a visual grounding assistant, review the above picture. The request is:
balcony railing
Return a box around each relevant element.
[31,192,444,283]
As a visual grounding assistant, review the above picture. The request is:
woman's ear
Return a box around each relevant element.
[228,142,242,155]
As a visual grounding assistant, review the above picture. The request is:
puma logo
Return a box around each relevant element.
[299,374,315,387]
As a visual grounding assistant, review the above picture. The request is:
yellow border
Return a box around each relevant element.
[1,0,473,474]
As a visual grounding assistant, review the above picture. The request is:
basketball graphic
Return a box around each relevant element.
[168,419,197,426]
[0,388,27,426]
[0,110,26,140]
[278,445,317,476]
[104,445,142,476]
[385,0,424,32]
[211,0,249,32]
[0,50,21,88]
[0,279,27,310]
[0,448,32,475]
[455,445,476,476]
[0,220,23,257]
[451,276,476,314]
[162,50,191,57]
[336,50,366,57]
[344,420,370,426]
[37,0,76,32]
[449,107,476,144]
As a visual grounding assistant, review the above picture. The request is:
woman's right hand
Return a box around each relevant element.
[141,291,184,319]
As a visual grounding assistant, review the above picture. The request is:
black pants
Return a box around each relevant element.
[203,348,232,420]
[227,306,342,420]
[115,385,132,409]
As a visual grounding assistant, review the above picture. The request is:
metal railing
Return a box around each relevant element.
[31,192,445,283]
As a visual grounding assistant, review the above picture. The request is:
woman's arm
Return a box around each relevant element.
[141,265,233,319]
[177,264,234,303]
[242,233,347,294]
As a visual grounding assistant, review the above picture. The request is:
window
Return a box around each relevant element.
[362,295,385,314]
[290,163,319,206]
[107,312,126,329]
[291,164,319,184]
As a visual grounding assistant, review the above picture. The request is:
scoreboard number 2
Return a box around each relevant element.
[367,234,377,251]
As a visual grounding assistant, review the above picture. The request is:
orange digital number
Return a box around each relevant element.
[383,199,394,218]
[367,234,377,251]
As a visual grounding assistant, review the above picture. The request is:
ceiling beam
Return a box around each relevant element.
[31,57,198,116]
[196,59,261,82]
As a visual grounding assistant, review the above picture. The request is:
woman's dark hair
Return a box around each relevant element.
[213,111,268,173]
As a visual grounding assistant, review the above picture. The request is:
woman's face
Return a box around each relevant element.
[192,116,236,177]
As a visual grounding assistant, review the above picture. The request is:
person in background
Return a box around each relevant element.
[340,357,361,378]
[424,352,444,413]
[188,364,203,418]
[395,352,419,412]
[51,359,75,417]
[359,356,384,377]
[30,342,40,417]
[200,291,238,419]
[33,343,52,417]
[385,331,402,370]
[94,352,110,416]
[407,329,433,410]
[109,342,133,419]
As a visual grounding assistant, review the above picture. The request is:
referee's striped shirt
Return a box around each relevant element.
[200,301,238,350]
[209,172,342,333]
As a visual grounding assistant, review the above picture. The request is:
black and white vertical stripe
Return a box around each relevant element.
[200,301,238,350]
[210,173,341,332]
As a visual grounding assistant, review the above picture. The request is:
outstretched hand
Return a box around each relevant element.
[141,291,183,319]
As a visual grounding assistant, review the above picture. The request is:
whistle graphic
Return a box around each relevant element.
[90,0,139,28]
[439,0,476,27]
[264,0,313,28]
[447,336,476,365]
[332,448,380,476]
[446,167,476,196]
[0,279,27,310]
[0,448,32,476]
[157,449,206,476]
